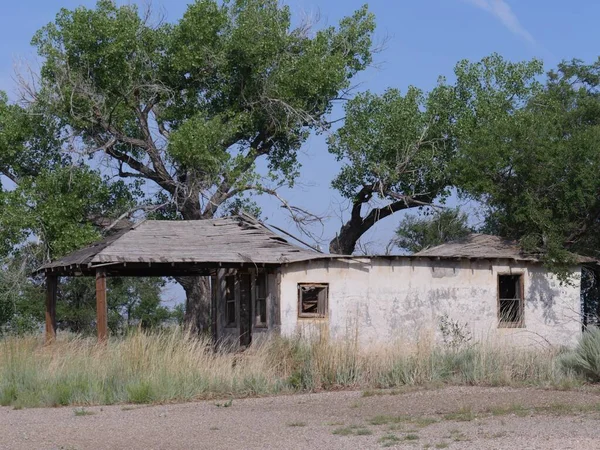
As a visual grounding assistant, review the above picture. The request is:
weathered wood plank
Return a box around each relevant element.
[45,275,58,344]
[96,269,108,342]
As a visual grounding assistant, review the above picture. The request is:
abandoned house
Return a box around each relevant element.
[36,214,588,348]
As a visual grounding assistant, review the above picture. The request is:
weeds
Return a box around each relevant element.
[332,426,357,436]
[73,408,95,416]
[378,433,401,447]
[215,399,233,408]
[0,329,590,408]
[287,421,307,427]
[561,327,600,381]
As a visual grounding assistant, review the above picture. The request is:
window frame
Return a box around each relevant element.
[497,273,525,328]
[254,272,268,328]
[225,275,237,328]
[297,283,329,319]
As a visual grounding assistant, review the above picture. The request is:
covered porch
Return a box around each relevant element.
[35,215,322,343]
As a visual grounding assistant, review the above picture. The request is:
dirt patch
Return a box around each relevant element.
[1,386,600,449]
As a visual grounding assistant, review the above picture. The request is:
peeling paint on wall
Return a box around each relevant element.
[279,258,582,348]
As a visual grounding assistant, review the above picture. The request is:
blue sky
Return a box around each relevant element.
[1,0,599,255]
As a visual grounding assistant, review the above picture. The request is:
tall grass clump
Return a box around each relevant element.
[560,326,600,381]
[0,329,583,408]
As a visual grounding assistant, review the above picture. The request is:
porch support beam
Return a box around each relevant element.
[45,275,58,343]
[96,268,108,342]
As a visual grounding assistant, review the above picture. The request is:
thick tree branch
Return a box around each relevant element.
[329,186,435,254]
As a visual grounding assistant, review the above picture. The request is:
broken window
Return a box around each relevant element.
[298,284,328,318]
[225,275,236,327]
[498,274,524,327]
[255,273,267,327]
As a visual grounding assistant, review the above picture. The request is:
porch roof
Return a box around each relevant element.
[35,214,325,277]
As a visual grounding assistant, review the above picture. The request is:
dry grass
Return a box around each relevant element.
[0,329,583,408]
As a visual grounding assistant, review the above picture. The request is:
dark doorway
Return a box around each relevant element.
[239,273,252,347]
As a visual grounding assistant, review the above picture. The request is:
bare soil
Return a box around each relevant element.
[2,386,600,449]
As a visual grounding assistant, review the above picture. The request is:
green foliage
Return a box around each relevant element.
[329,84,456,202]
[1,167,136,258]
[32,0,376,214]
[57,277,171,335]
[0,247,45,335]
[22,1,377,330]
[453,55,600,265]
[395,208,472,254]
[560,327,600,381]
[0,93,62,190]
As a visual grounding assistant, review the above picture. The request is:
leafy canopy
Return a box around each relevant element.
[32,0,376,220]
[395,208,472,254]
[453,56,600,263]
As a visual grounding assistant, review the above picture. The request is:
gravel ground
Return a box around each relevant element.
[2,386,600,449]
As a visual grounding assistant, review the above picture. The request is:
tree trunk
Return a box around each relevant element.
[329,221,364,255]
[177,195,213,335]
[178,275,211,335]
[329,190,433,255]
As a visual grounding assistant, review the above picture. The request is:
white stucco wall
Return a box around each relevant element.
[279,258,582,348]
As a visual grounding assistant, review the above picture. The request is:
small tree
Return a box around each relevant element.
[394,208,472,254]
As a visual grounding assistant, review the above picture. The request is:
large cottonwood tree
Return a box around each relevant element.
[327,54,544,255]
[29,0,376,332]
[453,57,600,263]
[327,83,458,254]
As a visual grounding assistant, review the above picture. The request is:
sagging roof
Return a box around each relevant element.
[414,234,536,261]
[413,233,595,264]
[36,214,324,276]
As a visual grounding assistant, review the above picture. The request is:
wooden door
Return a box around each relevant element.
[239,273,252,347]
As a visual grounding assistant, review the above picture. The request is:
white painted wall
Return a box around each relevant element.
[278,258,582,348]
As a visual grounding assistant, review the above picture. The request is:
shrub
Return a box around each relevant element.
[560,327,600,381]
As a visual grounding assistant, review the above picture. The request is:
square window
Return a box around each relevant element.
[498,274,524,327]
[225,275,236,327]
[298,284,328,318]
[255,273,267,327]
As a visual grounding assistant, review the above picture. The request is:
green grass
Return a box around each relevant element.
[369,414,438,428]
[332,426,357,436]
[287,421,307,427]
[378,433,401,447]
[443,407,476,422]
[215,399,233,408]
[73,407,95,416]
[0,329,592,408]
[355,428,373,435]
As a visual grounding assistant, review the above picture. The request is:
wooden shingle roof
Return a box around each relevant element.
[36,215,324,276]
[414,234,537,261]
[414,233,596,264]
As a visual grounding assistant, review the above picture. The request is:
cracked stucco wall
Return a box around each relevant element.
[278,258,582,348]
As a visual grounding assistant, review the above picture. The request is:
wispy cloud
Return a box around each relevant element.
[463,0,535,45]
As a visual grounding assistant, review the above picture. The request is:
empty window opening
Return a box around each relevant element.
[298,284,328,318]
[225,275,236,327]
[255,273,267,327]
[498,274,524,327]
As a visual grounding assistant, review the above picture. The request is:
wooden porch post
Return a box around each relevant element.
[96,268,108,342]
[45,275,57,343]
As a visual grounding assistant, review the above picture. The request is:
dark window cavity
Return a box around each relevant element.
[225,275,236,327]
[255,273,267,327]
[298,284,328,318]
[498,274,524,327]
